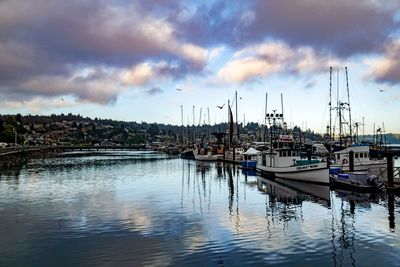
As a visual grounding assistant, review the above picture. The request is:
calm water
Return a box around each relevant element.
[0,151,399,267]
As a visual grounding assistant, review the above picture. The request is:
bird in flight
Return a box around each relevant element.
[61,97,64,101]
[216,103,225,109]
[379,88,385,92]
[176,88,183,91]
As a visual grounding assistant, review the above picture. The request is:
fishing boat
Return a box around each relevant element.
[257,145,329,184]
[224,147,245,163]
[193,143,220,161]
[239,147,259,169]
[180,148,195,159]
[330,168,385,192]
[330,145,386,171]
[256,107,329,184]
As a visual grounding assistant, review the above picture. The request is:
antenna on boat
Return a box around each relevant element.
[345,67,352,144]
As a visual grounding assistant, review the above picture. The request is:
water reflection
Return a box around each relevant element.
[0,153,399,266]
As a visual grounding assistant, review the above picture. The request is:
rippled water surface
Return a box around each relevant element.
[0,151,399,266]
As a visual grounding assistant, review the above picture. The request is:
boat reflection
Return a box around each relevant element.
[257,177,331,207]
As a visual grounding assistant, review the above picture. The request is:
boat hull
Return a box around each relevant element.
[194,153,219,161]
[180,149,195,159]
[240,160,257,169]
[330,177,378,193]
[257,163,329,184]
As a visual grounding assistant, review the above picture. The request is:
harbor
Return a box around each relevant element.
[0,151,399,266]
[2,1,400,266]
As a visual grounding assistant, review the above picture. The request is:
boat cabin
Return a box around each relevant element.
[333,145,371,164]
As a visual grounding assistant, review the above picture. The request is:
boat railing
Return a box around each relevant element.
[394,167,400,179]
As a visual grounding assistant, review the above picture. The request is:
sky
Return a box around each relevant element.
[0,0,400,134]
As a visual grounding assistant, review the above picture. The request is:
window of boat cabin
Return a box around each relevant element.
[360,153,364,158]
[262,154,266,166]
[337,154,340,160]
[355,153,359,158]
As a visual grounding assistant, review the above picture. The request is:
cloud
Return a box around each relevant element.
[0,0,209,105]
[0,67,124,105]
[217,41,338,84]
[120,63,154,86]
[234,0,400,57]
[174,0,399,57]
[208,46,225,61]
[1,0,399,108]
[0,97,79,113]
[146,87,163,95]
[367,40,400,85]
[180,43,208,67]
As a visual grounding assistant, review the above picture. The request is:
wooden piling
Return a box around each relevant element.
[349,150,354,172]
[387,151,394,188]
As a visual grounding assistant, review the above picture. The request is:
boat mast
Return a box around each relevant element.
[181,105,184,145]
[235,90,239,141]
[345,67,352,144]
[337,68,343,148]
[207,107,210,125]
[329,67,332,142]
[207,106,211,141]
[228,99,230,148]
[281,93,284,125]
[264,92,268,142]
[362,117,365,141]
[198,107,202,126]
[193,105,195,142]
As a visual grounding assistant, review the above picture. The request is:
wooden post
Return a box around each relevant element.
[388,194,395,229]
[387,151,394,188]
[349,150,354,172]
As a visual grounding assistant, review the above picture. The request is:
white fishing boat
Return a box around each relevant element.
[257,148,329,184]
[255,101,329,184]
[330,145,386,171]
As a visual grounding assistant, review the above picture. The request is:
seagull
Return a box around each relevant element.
[61,97,64,101]
[239,97,242,100]
[379,88,385,92]
[216,103,225,109]
[176,88,183,91]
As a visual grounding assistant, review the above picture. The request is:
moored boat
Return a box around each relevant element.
[257,150,329,184]
[239,147,259,169]
[256,97,329,185]
[330,168,385,192]
[330,145,386,171]
[255,129,328,184]
[193,143,220,161]
[180,148,195,159]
